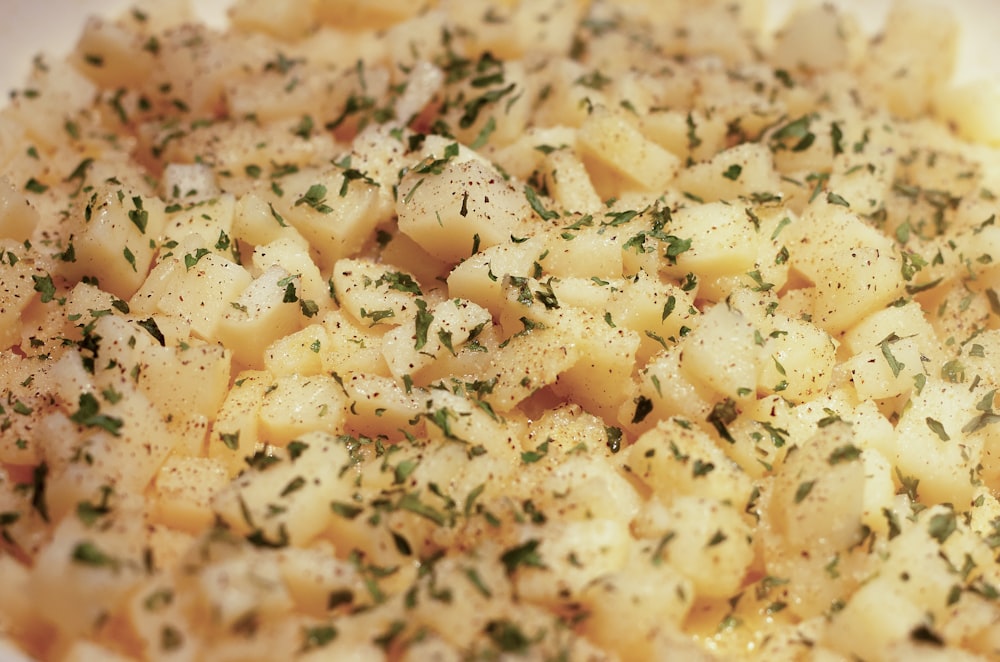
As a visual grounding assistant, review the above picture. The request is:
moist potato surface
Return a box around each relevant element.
[1,1,1000,660]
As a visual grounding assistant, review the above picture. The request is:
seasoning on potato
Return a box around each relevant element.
[1,0,1000,660]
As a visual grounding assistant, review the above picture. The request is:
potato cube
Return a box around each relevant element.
[580,547,694,660]
[540,226,623,280]
[894,379,984,507]
[211,370,274,476]
[251,235,328,307]
[60,187,168,299]
[258,373,348,446]
[551,309,640,420]
[381,298,492,380]
[233,191,304,247]
[824,578,928,661]
[153,456,229,533]
[71,17,156,88]
[655,496,754,599]
[94,315,232,420]
[228,0,315,40]
[131,242,253,341]
[331,257,423,329]
[216,266,305,368]
[672,143,782,203]
[680,303,759,401]
[342,372,422,439]
[271,167,381,270]
[579,109,681,194]
[212,431,353,547]
[319,310,389,377]
[627,418,754,507]
[160,193,234,252]
[0,177,38,241]
[759,316,837,403]
[661,201,759,282]
[264,324,326,377]
[446,236,547,316]
[0,243,42,349]
[397,158,532,264]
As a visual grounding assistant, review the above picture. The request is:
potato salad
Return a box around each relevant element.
[1,0,1000,660]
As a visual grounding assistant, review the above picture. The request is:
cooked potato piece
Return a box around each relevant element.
[6,1,1000,660]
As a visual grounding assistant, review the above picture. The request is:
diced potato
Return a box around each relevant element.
[251,235,328,307]
[894,379,985,507]
[759,316,837,403]
[0,242,43,349]
[233,191,304,247]
[216,266,305,368]
[661,201,759,282]
[71,17,157,88]
[652,495,754,599]
[935,81,1000,147]
[7,62,96,149]
[192,550,294,633]
[514,519,631,603]
[578,109,681,195]
[859,2,958,119]
[275,544,369,616]
[637,108,728,163]
[270,167,382,270]
[766,422,867,556]
[397,158,532,264]
[824,577,928,661]
[0,177,39,241]
[257,373,348,445]
[131,237,253,340]
[785,203,905,333]
[626,345,715,436]
[771,4,861,73]
[60,186,168,299]
[228,0,315,40]
[318,310,389,377]
[381,298,492,380]
[331,257,423,329]
[541,148,603,214]
[28,517,145,637]
[212,431,353,546]
[446,236,547,315]
[672,143,782,203]
[680,303,759,401]
[211,370,274,476]
[540,225,623,280]
[551,308,640,420]
[162,162,221,204]
[153,456,230,533]
[264,324,326,377]
[94,315,232,420]
[580,544,694,661]
[627,417,754,507]
[844,335,923,401]
[341,372,423,439]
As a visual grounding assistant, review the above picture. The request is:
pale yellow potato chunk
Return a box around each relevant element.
[212,431,353,547]
[578,108,681,194]
[661,201,759,282]
[60,187,167,299]
[0,178,38,241]
[680,303,759,401]
[257,373,347,445]
[216,266,305,368]
[153,456,230,533]
[397,157,532,263]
